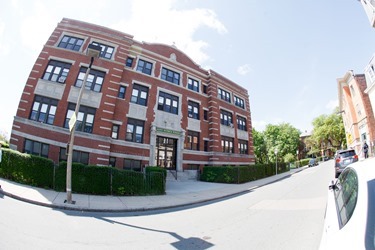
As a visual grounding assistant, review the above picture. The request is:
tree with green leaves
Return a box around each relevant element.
[262,123,301,163]
[309,108,346,155]
[252,128,268,163]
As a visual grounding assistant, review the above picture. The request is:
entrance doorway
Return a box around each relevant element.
[156,136,177,170]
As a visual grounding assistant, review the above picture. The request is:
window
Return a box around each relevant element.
[238,140,248,154]
[220,110,233,126]
[161,67,180,85]
[30,96,58,125]
[185,131,200,150]
[126,118,144,143]
[136,59,153,75]
[158,91,179,114]
[188,78,199,92]
[42,60,71,83]
[58,35,84,51]
[221,137,234,153]
[218,88,231,103]
[204,110,208,121]
[64,104,96,133]
[60,148,89,165]
[118,86,126,99]
[204,140,209,152]
[91,42,114,59]
[203,85,208,94]
[131,84,148,106]
[75,67,105,93]
[237,116,247,131]
[187,164,200,170]
[126,57,134,67]
[188,101,200,119]
[369,65,375,80]
[234,96,245,109]
[112,125,119,139]
[334,169,358,228]
[124,159,142,171]
[24,139,49,158]
[109,157,116,167]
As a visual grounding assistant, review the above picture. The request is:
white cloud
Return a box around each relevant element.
[326,99,338,110]
[111,0,227,65]
[237,64,252,75]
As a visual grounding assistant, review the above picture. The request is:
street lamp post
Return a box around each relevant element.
[275,148,278,175]
[65,43,101,204]
[296,149,299,168]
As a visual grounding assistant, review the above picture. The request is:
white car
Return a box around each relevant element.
[319,158,375,249]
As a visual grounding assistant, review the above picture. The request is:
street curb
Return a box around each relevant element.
[0,167,307,213]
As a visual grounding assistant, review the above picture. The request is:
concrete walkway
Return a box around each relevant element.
[0,167,307,212]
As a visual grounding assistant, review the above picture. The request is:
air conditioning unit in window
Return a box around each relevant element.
[229,122,234,128]
[58,76,66,83]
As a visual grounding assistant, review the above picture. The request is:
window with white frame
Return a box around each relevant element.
[64,103,96,133]
[126,118,144,143]
[218,88,231,103]
[91,42,114,59]
[185,131,200,150]
[59,147,89,165]
[237,116,247,131]
[238,140,248,154]
[75,67,105,92]
[220,109,233,126]
[188,78,199,92]
[158,91,179,114]
[30,95,58,125]
[112,124,119,139]
[130,84,148,106]
[42,60,71,83]
[188,101,200,119]
[161,67,180,85]
[58,35,84,51]
[136,59,153,75]
[118,86,126,99]
[221,136,234,153]
[126,57,134,67]
[24,139,49,158]
[234,96,245,109]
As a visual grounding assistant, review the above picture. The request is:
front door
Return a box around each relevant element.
[156,136,177,169]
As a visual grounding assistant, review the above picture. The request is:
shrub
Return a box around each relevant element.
[0,148,165,196]
[200,163,289,184]
[0,148,54,189]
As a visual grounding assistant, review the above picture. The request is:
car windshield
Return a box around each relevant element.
[340,151,355,158]
[334,169,358,228]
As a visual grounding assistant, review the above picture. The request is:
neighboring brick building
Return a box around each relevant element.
[337,70,375,156]
[10,18,254,177]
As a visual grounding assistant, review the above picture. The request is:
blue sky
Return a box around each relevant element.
[1,0,375,139]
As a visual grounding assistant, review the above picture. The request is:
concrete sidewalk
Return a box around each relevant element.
[0,167,307,212]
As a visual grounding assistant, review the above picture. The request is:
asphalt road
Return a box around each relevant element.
[0,160,335,249]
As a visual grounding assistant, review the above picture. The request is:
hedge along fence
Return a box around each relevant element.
[0,148,166,196]
[0,148,54,189]
[55,162,166,196]
[200,162,290,184]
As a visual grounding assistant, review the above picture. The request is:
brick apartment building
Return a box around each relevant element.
[10,18,254,176]
[337,71,375,156]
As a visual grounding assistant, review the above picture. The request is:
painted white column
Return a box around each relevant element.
[177,130,185,172]
[149,125,157,166]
